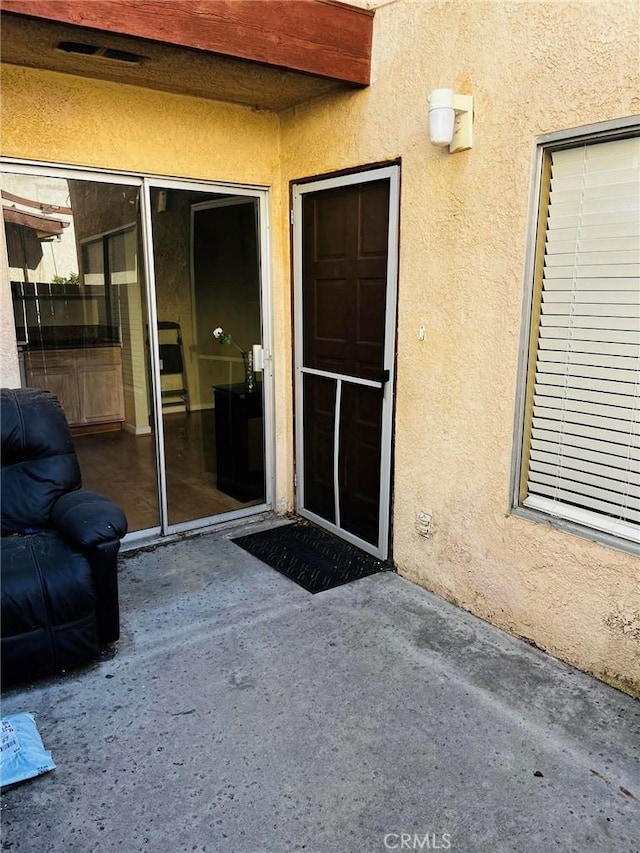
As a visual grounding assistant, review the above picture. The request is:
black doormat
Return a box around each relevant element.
[232,521,386,594]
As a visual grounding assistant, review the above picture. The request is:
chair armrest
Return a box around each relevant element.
[50,490,128,551]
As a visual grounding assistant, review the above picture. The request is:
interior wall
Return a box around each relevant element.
[192,202,262,406]
[279,0,640,694]
[149,190,196,411]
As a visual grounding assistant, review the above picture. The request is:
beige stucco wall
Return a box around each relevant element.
[1,0,638,694]
[279,0,640,694]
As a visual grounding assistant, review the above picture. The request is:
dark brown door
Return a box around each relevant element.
[296,171,397,556]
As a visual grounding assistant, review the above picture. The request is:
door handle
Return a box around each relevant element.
[252,344,264,371]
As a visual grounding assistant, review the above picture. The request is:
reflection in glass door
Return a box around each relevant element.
[148,187,267,529]
[3,168,271,539]
[4,171,160,533]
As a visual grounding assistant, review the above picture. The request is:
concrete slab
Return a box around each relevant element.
[2,521,639,852]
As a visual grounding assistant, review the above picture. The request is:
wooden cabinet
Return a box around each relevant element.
[76,349,125,424]
[26,352,81,424]
[24,347,125,427]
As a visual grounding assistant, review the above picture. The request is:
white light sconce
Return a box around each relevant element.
[428,89,473,153]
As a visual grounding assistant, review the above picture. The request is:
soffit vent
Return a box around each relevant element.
[57,41,146,64]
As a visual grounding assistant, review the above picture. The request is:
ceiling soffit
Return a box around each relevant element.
[0,1,373,112]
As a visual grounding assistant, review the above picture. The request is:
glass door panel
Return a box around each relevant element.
[4,171,160,532]
[149,188,266,528]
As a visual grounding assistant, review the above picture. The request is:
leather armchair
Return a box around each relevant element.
[1,387,127,685]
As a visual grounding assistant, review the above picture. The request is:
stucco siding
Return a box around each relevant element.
[280,0,640,694]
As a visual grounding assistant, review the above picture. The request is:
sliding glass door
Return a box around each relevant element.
[4,171,160,533]
[145,185,268,530]
[3,165,272,540]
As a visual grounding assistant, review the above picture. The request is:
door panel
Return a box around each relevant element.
[296,168,398,558]
[303,182,388,382]
[149,189,267,529]
[27,366,81,425]
[79,350,126,423]
[339,382,383,544]
[302,373,337,524]
[5,171,159,534]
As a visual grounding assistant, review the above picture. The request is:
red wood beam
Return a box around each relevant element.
[3,207,66,236]
[2,190,73,215]
[1,0,373,86]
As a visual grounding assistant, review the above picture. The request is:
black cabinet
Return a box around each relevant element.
[213,383,264,502]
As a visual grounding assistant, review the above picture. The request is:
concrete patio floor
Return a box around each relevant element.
[2,519,639,853]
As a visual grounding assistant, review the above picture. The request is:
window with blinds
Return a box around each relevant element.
[521,133,640,545]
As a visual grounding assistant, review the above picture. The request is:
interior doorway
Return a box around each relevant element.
[292,165,400,560]
[3,166,273,541]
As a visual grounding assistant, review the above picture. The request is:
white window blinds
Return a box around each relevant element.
[524,135,640,543]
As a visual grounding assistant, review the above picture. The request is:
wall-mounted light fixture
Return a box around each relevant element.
[428,89,473,153]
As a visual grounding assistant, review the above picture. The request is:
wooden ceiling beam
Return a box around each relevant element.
[3,207,66,236]
[0,0,373,86]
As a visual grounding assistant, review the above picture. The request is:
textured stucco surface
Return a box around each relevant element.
[1,0,639,693]
[279,0,640,694]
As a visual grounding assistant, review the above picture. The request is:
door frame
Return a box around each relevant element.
[292,164,400,560]
[141,176,275,539]
[1,159,276,544]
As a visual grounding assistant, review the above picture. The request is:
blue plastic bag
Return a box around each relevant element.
[1,713,56,789]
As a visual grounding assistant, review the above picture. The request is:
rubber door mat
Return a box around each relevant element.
[232,522,386,594]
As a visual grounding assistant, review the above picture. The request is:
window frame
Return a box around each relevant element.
[510,115,640,556]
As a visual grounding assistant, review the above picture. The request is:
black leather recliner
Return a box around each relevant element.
[1,387,127,685]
